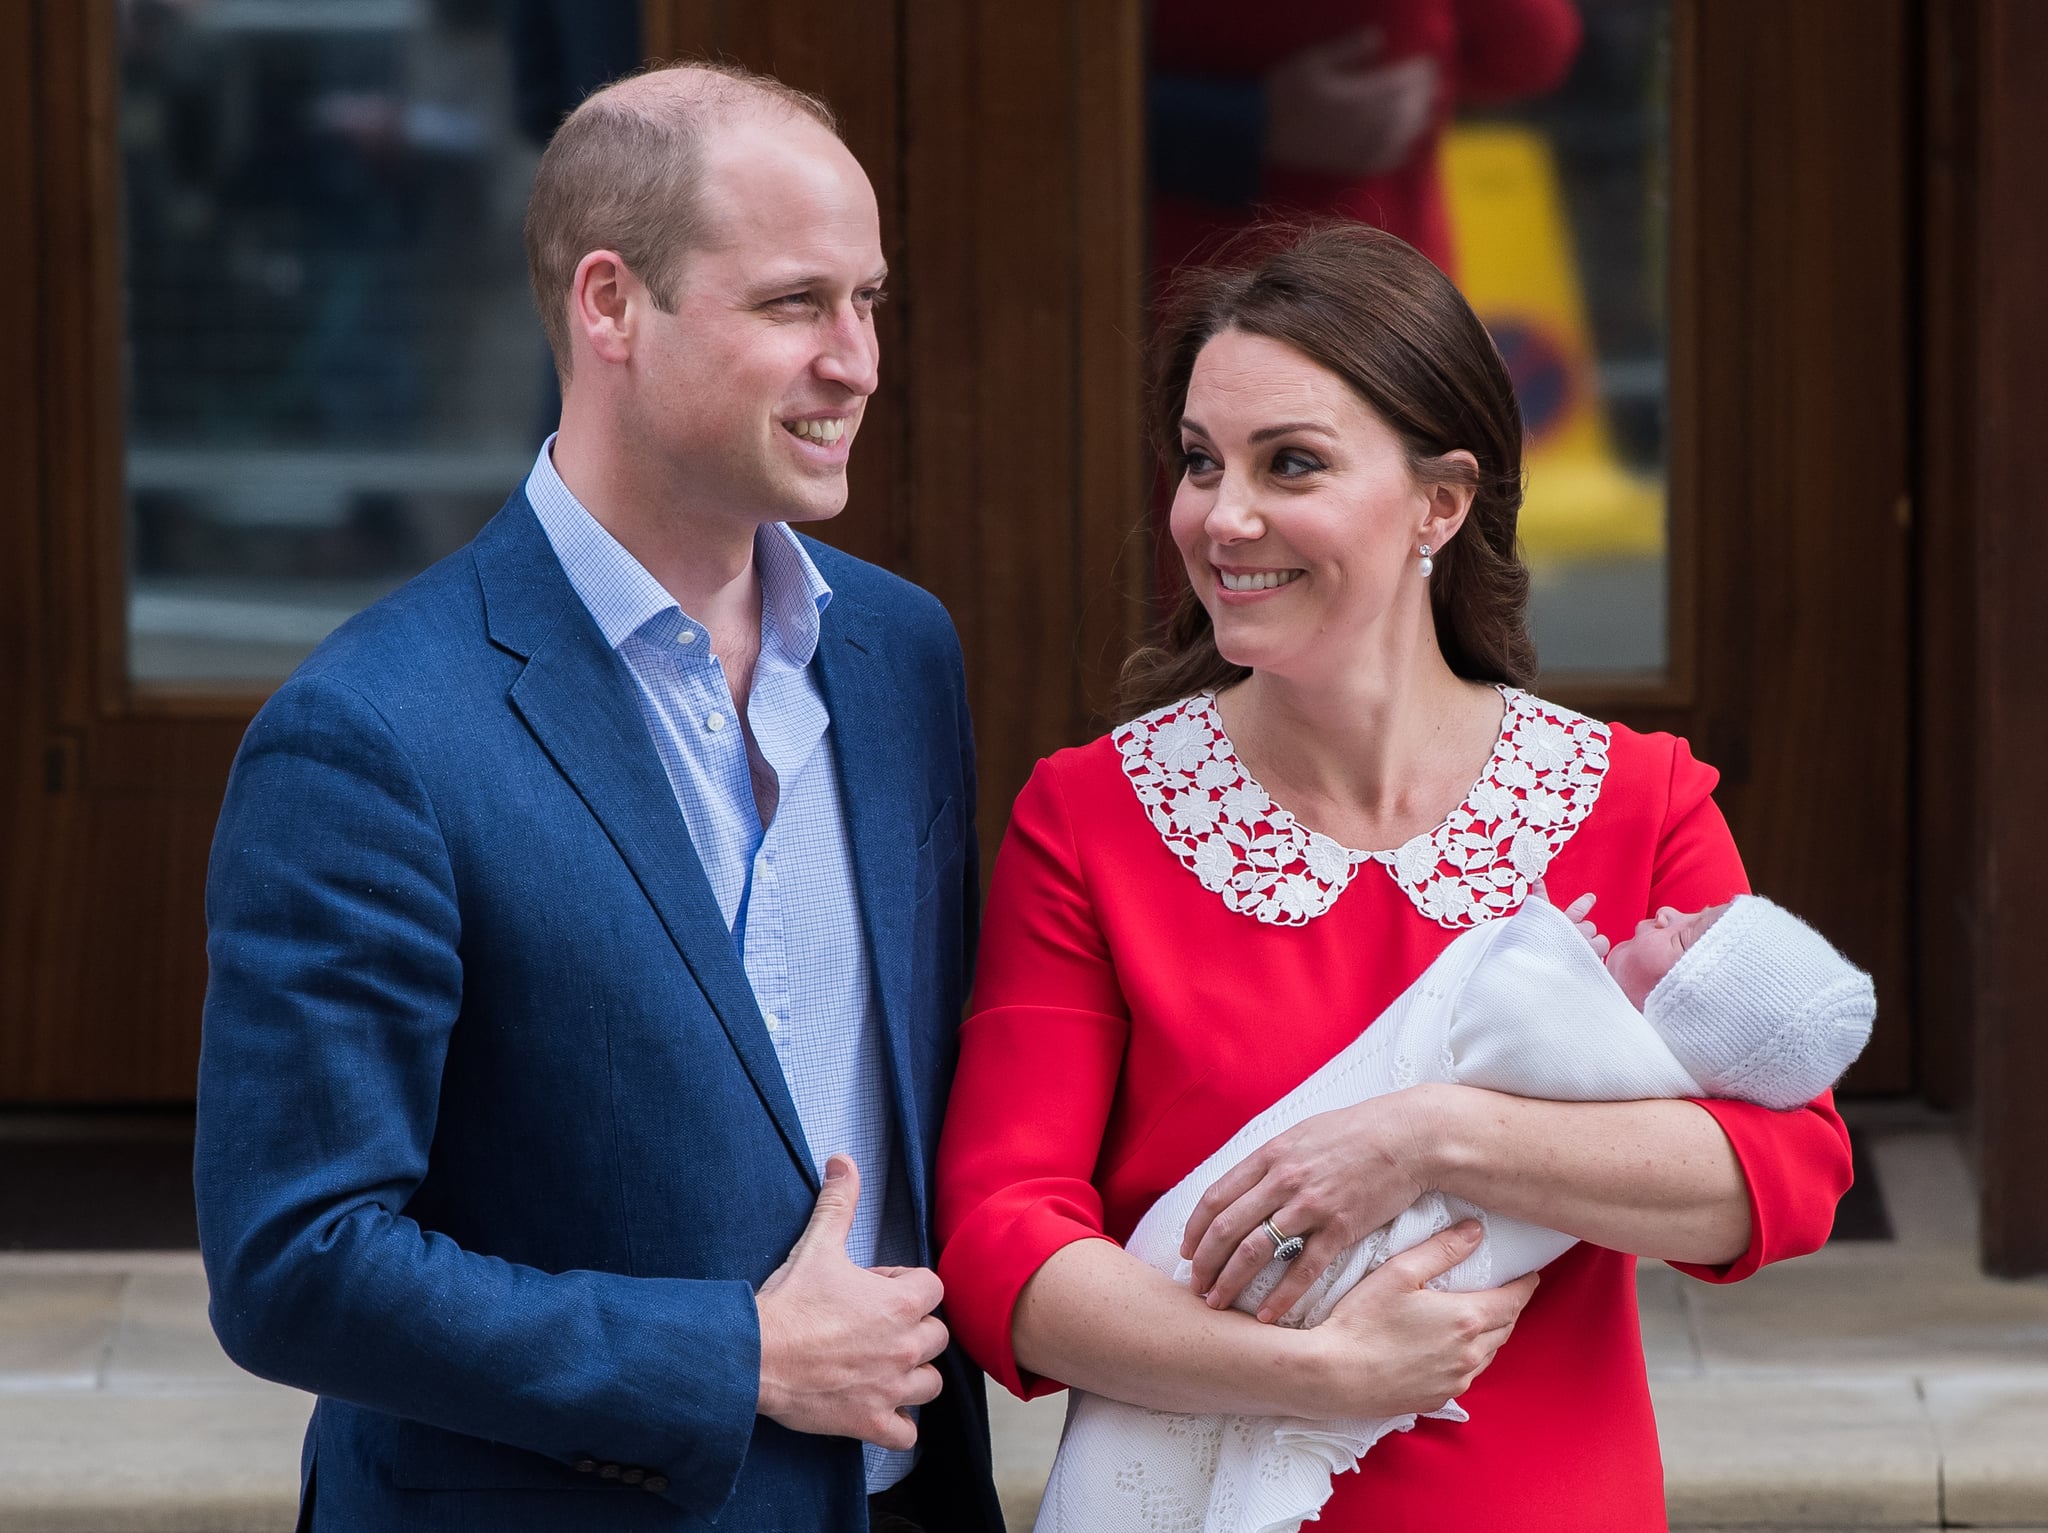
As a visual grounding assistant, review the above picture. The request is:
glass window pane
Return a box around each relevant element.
[1146,1,1670,675]
[1451,1,1669,674]
[120,0,553,684]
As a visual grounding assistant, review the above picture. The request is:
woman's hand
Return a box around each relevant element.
[1309,1220,1539,1419]
[1182,1086,1443,1321]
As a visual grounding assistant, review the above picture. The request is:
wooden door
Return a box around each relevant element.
[1,3,249,1101]
[0,0,1145,1102]
[0,0,1914,1102]
[1552,0,1914,1093]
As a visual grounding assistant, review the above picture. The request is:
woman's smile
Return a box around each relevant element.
[1215,565,1306,596]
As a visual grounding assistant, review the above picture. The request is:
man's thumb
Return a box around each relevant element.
[793,1154,862,1260]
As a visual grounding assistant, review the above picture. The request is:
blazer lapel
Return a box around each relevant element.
[473,497,820,1191]
[812,597,933,1234]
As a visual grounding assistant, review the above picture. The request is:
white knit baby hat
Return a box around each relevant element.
[1642,895,1875,1110]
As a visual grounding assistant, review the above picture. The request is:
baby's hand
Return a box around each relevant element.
[1550,887,1610,958]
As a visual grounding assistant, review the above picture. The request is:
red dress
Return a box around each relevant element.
[936,691,1852,1530]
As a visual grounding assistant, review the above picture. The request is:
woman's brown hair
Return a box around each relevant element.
[1117,221,1536,721]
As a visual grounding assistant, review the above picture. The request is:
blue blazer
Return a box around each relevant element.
[195,492,1003,1532]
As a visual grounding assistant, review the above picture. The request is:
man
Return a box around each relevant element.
[196,62,1002,1532]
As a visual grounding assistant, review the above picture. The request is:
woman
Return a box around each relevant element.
[934,224,1852,1529]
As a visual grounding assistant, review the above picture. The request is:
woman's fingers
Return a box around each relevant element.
[1189,1173,1283,1301]
[1202,1204,1291,1311]
[1473,1272,1541,1340]
[1253,1227,1341,1322]
[1375,1219,1483,1289]
[1182,1152,1271,1263]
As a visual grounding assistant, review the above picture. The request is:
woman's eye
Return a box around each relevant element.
[1273,449,1324,477]
[1180,447,1217,475]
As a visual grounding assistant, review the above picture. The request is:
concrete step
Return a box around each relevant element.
[2,1133,2045,1531]
[0,1390,309,1533]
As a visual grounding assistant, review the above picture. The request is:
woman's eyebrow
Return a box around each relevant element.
[1179,418,1338,442]
[1249,421,1338,443]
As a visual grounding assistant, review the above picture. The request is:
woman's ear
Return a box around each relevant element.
[1417,449,1481,552]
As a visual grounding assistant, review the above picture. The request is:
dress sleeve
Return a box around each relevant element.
[1453,0,1584,103]
[935,757,1129,1398]
[1645,737,1857,1284]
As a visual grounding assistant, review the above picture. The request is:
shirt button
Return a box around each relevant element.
[706,712,726,733]
[677,630,696,644]
[765,1014,780,1033]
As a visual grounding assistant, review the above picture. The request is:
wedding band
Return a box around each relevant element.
[1261,1218,1306,1263]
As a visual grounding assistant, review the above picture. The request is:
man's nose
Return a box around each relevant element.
[816,306,880,397]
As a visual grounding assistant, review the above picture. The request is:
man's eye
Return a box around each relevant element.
[857,287,889,310]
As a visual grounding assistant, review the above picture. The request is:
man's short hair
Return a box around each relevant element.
[523,60,840,385]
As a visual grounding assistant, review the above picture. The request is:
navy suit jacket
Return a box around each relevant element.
[195,492,1003,1532]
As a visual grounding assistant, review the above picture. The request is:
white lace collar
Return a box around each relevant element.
[1113,687,1611,928]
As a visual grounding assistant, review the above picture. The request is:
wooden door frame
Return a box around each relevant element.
[1917,0,2048,1277]
[1559,0,1915,1094]
[2,3,258,1101]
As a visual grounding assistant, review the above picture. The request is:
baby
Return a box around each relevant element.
[1034,890,1875,1533]
[1558,884,1875,1111]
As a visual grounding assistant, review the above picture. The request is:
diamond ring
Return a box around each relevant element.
[1261,1217,1306,1263]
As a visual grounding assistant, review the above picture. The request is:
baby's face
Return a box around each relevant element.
[1606,904,1730,1009]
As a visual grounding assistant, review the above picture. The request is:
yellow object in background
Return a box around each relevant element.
[1443,125,1664,563]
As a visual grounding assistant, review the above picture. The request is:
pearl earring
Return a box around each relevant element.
[1418,543,1434,578]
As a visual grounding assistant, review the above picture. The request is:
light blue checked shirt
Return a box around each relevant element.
[526,440,916,1489]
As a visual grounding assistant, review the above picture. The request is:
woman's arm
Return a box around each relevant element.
[1188,733,1853,1320]
[938,757,1537,1415]
[1423,1087,1749,1260]
[1180,1084,1747,1318]
[1014,1219,1538,1420]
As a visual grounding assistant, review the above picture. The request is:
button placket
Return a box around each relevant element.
[746,826,793,1047]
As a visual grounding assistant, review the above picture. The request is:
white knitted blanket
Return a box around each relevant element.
[1035,898,1731,1533]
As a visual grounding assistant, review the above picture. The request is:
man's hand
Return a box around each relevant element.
[1266,28,1440,179]
[756,1155,949,1450]
[1310,1220,1538,1418]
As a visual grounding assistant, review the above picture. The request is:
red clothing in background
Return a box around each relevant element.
[937,709,1851,1530]
[1151,0,1583,274]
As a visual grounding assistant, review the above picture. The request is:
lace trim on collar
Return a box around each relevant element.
[1112,689,1611,928]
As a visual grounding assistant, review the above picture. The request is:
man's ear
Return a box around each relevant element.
[569,249,635,369]
[1417,448,1481,553]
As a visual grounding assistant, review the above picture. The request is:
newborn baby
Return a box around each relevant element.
[1559,886,1872,1111]
[1034,891,1874,1533]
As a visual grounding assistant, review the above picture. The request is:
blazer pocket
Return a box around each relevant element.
[913,796,962,903]
[390,1418,589,1492]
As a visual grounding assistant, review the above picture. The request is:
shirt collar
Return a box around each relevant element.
[524,434,833,660]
